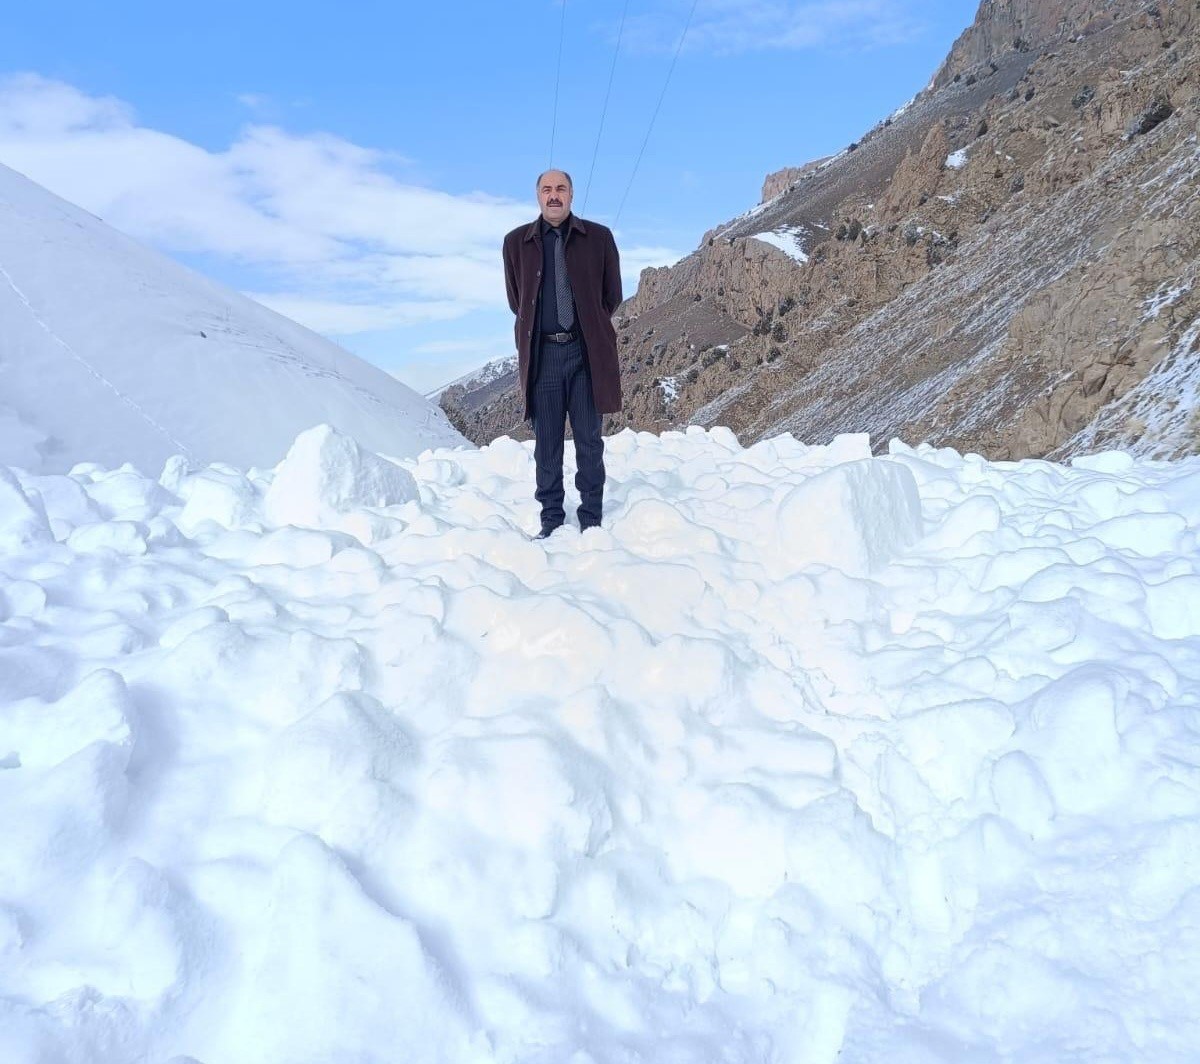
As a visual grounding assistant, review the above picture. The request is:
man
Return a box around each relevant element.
[503,169,623,539]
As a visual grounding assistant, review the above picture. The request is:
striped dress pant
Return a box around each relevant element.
[531,335,604,528]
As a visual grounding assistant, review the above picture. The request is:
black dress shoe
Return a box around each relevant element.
[534,522,563,540]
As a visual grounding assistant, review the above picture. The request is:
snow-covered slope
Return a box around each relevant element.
[2,424,1199,1062]
[426,354,517,401]
[0,162,465,474]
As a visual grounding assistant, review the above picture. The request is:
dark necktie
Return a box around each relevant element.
[553,229,575,331]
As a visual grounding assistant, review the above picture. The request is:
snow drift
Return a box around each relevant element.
[2,424,1199,1062]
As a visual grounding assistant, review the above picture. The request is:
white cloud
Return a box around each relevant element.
[621,243,687,284]
[410,338,509,357]
[236,92,270,111]
[625,0,922,56]
[0,73,532,331]
[246,295,469,335]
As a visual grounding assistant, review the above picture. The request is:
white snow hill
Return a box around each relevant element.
[0,161,465,474]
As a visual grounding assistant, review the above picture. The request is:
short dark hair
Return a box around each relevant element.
[536,169,573,191]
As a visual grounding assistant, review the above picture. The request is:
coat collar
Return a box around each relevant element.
[523,213,588,241]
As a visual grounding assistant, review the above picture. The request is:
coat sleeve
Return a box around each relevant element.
[602,230,623,316]
[503,235,520,316]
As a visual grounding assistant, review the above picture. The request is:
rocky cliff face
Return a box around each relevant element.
[444,0,1200,460]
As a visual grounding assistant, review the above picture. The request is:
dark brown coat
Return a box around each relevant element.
[503,214,623,419]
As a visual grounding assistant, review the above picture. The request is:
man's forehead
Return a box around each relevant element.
[540,174,570,187]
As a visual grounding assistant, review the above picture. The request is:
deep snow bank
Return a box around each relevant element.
[0,162,464,474]
[1,425,1199,1063]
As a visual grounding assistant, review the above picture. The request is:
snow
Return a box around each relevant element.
[945,148,969,169]
[3,422,1200,1062]
[1065,313,1200,458]
[427,355,518,400]
[1142,277,1194,320]
[0,162,464,476]
[749,228,810,263]
[886,93,918,123]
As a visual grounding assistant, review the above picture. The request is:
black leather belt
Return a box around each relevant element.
[541,330,578,343]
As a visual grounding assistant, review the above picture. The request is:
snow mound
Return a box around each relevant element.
[775,456,923,575]
[263,424,420,531]
[0,162,465,475]
[2,425,1200,1062]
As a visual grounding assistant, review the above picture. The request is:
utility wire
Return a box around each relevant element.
[581,0,630,214]
[549,0,568,165]
[613,0,700,227]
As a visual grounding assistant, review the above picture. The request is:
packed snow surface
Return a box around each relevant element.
[3,424,1200,1063]
[0,162,463,475]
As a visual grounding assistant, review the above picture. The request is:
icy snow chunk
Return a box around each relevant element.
[0,740,132,899]
[414,456,466,487]
[176,467,263,533]
[945,148,968,169]
[919,494,1002,553]
[819,432,873,467]
[84,467,177,522]
[426,732,598,858]
[247,526,343,568]
[21,473,97,534]
[1160,468,1200,523]
[1070,451,1135,474]
[0,669,137,770]
[158,606,229,649]
[1089,512,1186,556]
[990,751,1056,838]
[477,434,533,480]
[0,466,52,548]
[1021,666,1132,815]
[614,497,721,559]
[264,424,418,529]
[1144,574,1200,639]
[898,699,1014,802]
[66,520,149,556]
[225,835,475,1062]
[774,458,923,575]
[258,692,415,850]
[0,579,47,619]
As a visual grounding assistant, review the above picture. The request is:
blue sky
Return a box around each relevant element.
[0,0,979,393]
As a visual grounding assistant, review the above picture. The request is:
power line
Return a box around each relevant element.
[581,0,630,214]
[613,0,700,227]
[549,0,568,165]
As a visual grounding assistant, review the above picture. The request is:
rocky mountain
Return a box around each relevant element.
[443,0,1200,460]
[430,355,518,436]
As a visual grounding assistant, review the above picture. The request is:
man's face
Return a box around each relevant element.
[538,172,573,226]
